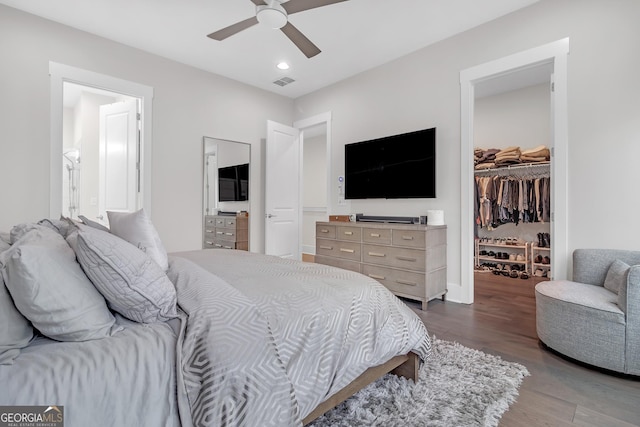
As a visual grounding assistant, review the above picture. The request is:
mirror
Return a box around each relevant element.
[203,137,251,249]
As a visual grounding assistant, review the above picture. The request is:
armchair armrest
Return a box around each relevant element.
[623,265,640,375]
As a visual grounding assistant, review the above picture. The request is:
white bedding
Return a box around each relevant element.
[0,249,430,427]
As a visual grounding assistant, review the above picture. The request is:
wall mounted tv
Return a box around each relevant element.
[218,163,249,202]
[345,127,436,199]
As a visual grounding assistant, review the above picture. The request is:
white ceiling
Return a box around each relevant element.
[1,0,540,98]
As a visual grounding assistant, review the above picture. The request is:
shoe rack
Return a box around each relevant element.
[475,238,530,275]
[531,232,551,278]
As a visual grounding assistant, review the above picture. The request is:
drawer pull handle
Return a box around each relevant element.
[216,231,223,235]
[396,279,417,286]
[205,230,214,233]
[223,246,233,249]
[396,256,417,262]
[344,231,353,236]
[215,244,223,248]
[228,221,235,225]
[370,233,380,238]
[205,241,214,245]
[369,274,385,280]
[225,232,233,236]
[340,248,355,253]
[319,245,333,250]
[402,236,414,241]
[319,229,330,233]
[368,252,386,257]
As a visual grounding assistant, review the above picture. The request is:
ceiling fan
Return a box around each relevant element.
[207,0,349,58]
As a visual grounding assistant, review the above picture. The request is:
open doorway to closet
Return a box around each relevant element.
[473,68,553,295]
[460,38,570,305]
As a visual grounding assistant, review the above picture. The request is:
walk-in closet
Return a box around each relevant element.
[472,79,553,291]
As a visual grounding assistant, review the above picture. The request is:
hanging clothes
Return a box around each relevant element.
[474,169,550,229]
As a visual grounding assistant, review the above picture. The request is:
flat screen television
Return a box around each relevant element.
[345,127,436,199]
[218,163,249,202]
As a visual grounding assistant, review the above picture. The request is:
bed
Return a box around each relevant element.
[0,213,431,426]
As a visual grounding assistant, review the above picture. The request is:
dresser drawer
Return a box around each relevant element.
[315,255,361,273]
[224,217,239,228]
[316,224,337,239]
[362,244,425,271]
[204,216,217,227]
[362,264,425,298]
[316,239,361,261]
[392,229,426,248]
[363,227,392,245]
[336,225,362,241]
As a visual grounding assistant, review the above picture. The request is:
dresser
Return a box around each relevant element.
[203,215,248,250]
[315,221,447,310]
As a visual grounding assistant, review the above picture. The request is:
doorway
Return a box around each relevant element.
[263,113,332,260]
[61,83,139,224]
[459,38,570,304]
[49,62,154,220]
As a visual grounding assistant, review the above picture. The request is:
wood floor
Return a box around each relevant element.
[403,272,640,427]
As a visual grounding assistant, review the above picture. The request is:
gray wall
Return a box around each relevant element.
[293,0,640,301]
[0,4,294,252]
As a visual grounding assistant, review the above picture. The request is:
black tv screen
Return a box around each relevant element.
[345,128,436,199]
[218,163,249,202]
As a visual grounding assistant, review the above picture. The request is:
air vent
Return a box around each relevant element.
[273,77,295,87]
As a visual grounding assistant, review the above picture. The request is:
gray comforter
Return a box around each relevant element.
[0,249,430,426]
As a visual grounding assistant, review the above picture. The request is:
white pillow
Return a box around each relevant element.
[70,224,177,323]
[1,225,118,342]
[107,209,168,271]
[0,271,33,364]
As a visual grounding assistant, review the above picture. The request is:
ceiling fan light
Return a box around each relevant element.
[256,6,287,29]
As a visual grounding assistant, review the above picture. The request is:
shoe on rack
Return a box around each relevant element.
[520,272,529,279]
[510,270,519,278]
[534,255,543,263]
[542,256,550,265]
[543,233,551,248]
[534,268,545,277]
[509,253,517,261]
[516,254,525,261]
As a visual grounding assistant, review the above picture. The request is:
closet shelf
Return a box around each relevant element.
[474,161,550,174]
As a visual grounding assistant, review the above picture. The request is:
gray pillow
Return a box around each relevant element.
[70,224,177,323]
[78,215,110,232]
[107,209,169,271]
[0,271,33,364]
[1,225,118,342]
[0,239,9,253]
[603,259,629,295]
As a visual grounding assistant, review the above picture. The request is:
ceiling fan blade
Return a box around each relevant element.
[280,22,321,58]
[207,16,259,41]
[282,0,349,15]
[249,0,266,5]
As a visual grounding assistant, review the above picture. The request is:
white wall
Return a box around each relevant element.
[0,4,294,252]
[293,0,640,302]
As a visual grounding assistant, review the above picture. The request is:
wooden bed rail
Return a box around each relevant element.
[302,352,420,425]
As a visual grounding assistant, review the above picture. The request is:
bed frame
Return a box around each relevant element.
[302,351,420,425]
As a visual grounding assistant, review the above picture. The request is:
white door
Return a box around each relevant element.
[265,120,301,259]
[98,100,139,224]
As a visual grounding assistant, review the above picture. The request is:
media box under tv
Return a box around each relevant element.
[355,214,425,224]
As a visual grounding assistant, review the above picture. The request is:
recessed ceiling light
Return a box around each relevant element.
[277,62,290,70]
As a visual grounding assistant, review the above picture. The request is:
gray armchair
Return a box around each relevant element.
[535,249,640,375]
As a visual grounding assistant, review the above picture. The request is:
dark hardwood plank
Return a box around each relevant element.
[405,273,640,426]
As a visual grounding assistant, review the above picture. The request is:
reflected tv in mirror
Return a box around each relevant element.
[345,127,436,199]
[218,163,249,202]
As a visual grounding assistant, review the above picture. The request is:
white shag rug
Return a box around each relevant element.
[309,338,530,427]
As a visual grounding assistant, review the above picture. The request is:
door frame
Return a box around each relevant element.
[459,38,570,304]
[294,112,332,258]
[49,62,154,218]
[293,111,333,257]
